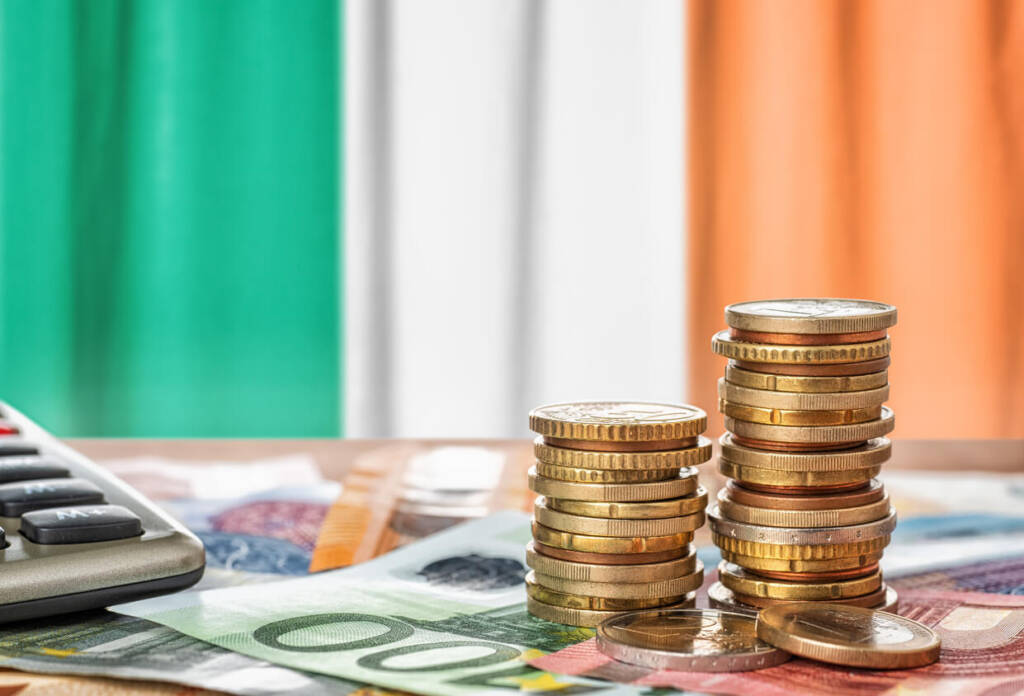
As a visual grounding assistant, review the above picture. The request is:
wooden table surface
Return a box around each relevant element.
[69,438,1024,479]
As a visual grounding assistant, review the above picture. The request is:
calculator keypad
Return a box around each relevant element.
[20,504,142,544]
[0,478,105,516]
[0,457,71,484]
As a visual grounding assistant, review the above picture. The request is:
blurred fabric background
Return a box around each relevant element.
[1,0,1021,438]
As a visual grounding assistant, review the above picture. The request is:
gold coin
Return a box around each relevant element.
[546,488,708,520]
[532,522,692,554]
[535,461,680,483]
[716,489,891,528]
[709,506,897,545]
[534,436,712,470]
[720,550,885,574]
[531,566,703,599]
[719,434,891,472]
[528,467,699,502]
[719,379,889,411]
[724,406,894,444]
[529,402,707,442]
[535,497,705,537]
[719,459,880,488]
[713,533,892,560]
[712,331,891,365]
[596,608,791,672]
[526,594,696,628]
[526,541,698,583]
[756,603,940,669]
[720,400,882,426]
[526,574,684,610]
[719,562,882,600]
[724,299,898,335]
[724,364,889,393]
[708,582,898,613]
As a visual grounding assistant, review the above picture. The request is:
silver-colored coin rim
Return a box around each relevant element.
[525,541,697,583]
[724,298,898,334]
[716,488,892,528]
[719,434,891,471]
[531,564,704,599]
[534,436,713,470]
[718,379,890,411]
[709,505,897,545]
[724,407,894,443]
[596,609,791,672]
[534,497,706,537]
[528,466,699,502]
[707,582,899,614]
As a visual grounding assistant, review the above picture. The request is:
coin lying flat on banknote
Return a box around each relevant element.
[756,603,940,669]
[596,608,791,672]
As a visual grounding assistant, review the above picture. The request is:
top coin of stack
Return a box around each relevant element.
[525,402,711,627]
[708,299,899,614]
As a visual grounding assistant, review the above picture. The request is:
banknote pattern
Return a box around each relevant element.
[531,588,1024,695]
[115,513,643,696]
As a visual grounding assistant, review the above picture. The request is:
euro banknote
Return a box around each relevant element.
[531,588,1024,696]
[0,598,384,696]
[0,481,376,696]
[114,512,644,696]
[0,666,222,695]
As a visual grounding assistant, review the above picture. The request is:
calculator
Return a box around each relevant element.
[0,402,205,622]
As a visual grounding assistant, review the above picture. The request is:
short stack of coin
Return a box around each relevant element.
[707,299,900,613]
[525,402,711,627]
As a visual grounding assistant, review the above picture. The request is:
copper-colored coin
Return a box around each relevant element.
[724,480,884,511]
[532,541,689,565]
[736,481,874,495]
[729,328,888,345]
[749,563,880,582]
[732,357,891,376]
[728,436,869,452]
[543,436,699,452]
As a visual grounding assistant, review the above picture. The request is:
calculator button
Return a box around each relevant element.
[20,504,142,544]
[0,442,39,457]
[0,457,70,484]
[0,478,104,516]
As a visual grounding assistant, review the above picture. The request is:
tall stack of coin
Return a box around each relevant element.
[707,299,899,613]
[525,402,710,627]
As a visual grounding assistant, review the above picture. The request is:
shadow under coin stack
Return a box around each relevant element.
[524,402,711,627]
[707,299,900,614]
